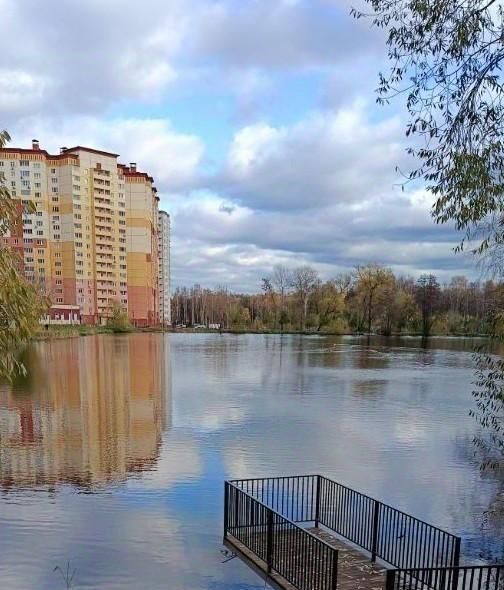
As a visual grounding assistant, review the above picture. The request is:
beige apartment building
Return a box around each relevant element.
[0,140,166,326]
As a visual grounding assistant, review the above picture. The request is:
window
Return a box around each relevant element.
[52,187,58,193]
[36,221,43,227]
[53,234,60,240]
[10,161,15,168]
[36,230,43,236]
[24,229,32,234]
[56,298,63,304]
[33,163,40,169]
[36,211,42,217]
[37,258,44,264]
[34,173,41,179]
[51,168,56,173]
[10,181,15,187]
[20,160,29,167]
[52,206,59,212]
[35,192,41,198]
[52,225,60,230]
[55,270,62,276]
[52,178,58,184]
[21,170,30,177]
[56,279,62,285]
[0,161,3,167]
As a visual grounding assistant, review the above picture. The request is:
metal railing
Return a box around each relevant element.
[230,475,460,570]
[318,476,461,571]
[385,565,504,590]
[231,475,319,523]
[224,481,338,590]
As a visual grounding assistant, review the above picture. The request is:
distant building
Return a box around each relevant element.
[0,141,168,327]
[158,211,171,326]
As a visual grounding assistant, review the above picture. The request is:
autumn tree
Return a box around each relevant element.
[290,266,319,330]
[0,130,46,380]
[312,280,345,332]
[415,275,441,337]
[354,264,395,334]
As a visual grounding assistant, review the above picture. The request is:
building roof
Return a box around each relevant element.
[62,146,120,158]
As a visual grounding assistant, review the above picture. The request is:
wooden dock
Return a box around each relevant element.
[225,526,388,590]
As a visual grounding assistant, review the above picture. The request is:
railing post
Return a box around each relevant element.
[331,549,338,590]
[315,475,321,527]
[224,482,229,541]
[453,537,461,567]
[371,500,381,562]
[266,509,274,573]
[450,538,461,590]
[385,569,396,590]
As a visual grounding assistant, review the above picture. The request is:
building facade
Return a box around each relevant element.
[158,211,171,326]
[0,141,169,326]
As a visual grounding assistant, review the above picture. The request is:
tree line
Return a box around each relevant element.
[172,264,504,337]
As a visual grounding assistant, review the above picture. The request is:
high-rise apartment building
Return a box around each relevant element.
[158,211,171,326]
[0,141,168,326]
[122,163,160,327]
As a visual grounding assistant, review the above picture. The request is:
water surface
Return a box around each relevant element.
[0,333,502,589]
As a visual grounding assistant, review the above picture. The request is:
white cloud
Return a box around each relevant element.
[11,117,204,192]
[222,102,407,211]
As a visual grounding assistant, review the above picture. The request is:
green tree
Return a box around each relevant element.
[471,348,504,470]
[353,0,504,257]
[106,300,132,333]
[0,130,47,380]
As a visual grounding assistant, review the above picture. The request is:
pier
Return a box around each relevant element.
[223,475,503,590]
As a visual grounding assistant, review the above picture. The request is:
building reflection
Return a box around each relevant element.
[0,334,171,489]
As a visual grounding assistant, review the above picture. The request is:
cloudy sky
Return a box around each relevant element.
[1,0,477,291]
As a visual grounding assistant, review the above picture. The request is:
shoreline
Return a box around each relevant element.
[33,325,492,341]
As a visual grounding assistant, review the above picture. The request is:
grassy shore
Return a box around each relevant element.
[33,325,491,341]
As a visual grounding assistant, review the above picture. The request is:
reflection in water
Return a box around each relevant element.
[0,334,169,488]
[0,333,502,590]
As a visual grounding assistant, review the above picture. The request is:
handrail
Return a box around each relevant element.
[385,564,504,590]
[319,476,461,539]
[226,475,504,590]
[318,475,461,571]
[225,480,338,590]
[226,480,337,553]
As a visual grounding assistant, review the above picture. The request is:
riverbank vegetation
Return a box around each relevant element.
[172,264,504,337]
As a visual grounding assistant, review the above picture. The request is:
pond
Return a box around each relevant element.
[0,333,502,589]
